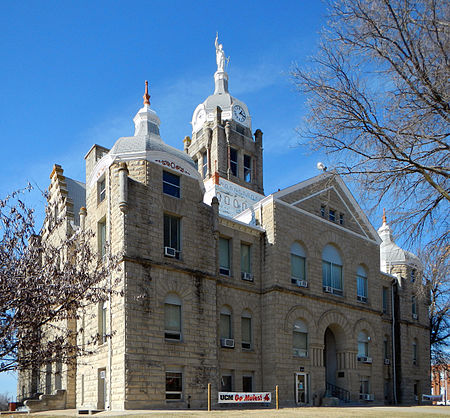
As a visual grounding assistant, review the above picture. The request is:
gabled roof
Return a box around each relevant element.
[273,171,381,244]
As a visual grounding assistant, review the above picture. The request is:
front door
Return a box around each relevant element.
[98,369,106,410]
[295,373,308,404]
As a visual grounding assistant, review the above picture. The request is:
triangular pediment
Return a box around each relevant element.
[273,173,380,243]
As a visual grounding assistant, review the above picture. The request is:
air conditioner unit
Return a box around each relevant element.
[164,247,177,257]
[358,356,372,363]
[360,393,374,401]
[357,295,368,303]
[220,267,230,276]
[241,272,253,281]
[412,313,418,320]
[296,280,308,288]
[293,348,308,358]
[384,358,390,365]
[364,357,373,364]
[323,286,332,293]
[220,338,235,348]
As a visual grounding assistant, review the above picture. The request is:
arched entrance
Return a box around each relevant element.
[323,323,348,400]
[324,327,337,386]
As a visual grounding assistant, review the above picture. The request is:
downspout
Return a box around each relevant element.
[391,278,397,405]
[107,165,113,410]
[118,162,129,411]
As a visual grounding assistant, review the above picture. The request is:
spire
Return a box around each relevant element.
[143,80,150,106]
[382,208,387,225]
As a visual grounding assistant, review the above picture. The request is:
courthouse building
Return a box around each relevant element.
[19,41,430,410]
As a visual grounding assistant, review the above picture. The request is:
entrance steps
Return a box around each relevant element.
[24,389,66,413]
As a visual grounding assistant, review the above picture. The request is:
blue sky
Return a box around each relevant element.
[1,0,388,398]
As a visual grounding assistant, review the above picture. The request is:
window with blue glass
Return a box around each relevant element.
[322,244,343,295]
[163,171,180,198]
[357,266,368,303]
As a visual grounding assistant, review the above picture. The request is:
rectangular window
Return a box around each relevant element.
[240,243,251,277]
[164,214,181,259]
[202,152,208,178]
[163,171,180,198]
[164,303,181,340]
[320,205,326,217]
[166,371,182,400]
[322,261,343,294]
[293,331,308,357]
[411,268,416,283]
[230,148,238,177]
[98,178,106,203]
[221,375,232,391]
[357,275,368,300]
[242,375,253,392]
[219,237,231,276]
[291,254,306,281]
[220,313,232,339]
[241,316,252,349]
[244,155,251,182]
[412,296,417,317]
[339,213,344,225]
[99,301,107,344]
[360,378,370,395]
[384,338,389,360]
[329,209,336,222]
[413,343,417,364]
[98,219,106,259]
[382,287,389,314]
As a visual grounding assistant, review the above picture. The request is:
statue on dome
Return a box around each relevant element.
[215,33,229,72]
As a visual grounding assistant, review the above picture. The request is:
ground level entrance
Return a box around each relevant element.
[295,373,309,404]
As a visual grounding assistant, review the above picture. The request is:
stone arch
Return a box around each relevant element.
[353,318,377,344]
[317,309,352,344]
[159,272,192,304]
[284,305,316,335]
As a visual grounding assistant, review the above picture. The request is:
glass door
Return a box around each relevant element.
[295,373,308,404]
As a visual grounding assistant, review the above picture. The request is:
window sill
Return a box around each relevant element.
[165,338,183,343]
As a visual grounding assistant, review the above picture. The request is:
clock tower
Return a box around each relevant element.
[185,35,264,198]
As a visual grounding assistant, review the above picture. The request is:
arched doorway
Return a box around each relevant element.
[323,324,349,401]
[324,327,337,386]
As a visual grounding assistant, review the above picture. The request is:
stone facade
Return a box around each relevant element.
[18,58,430,411]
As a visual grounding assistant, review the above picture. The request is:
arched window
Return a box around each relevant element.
[291,243,307,286]
[293,319,308,357]
[241,310,252,349]
[413,339,418,365]
[357,331,370,360]
[357,266,368,302]
[164,294,182,340]
[322,244,343,295]
[220,306,233,340]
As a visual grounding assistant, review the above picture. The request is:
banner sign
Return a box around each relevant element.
[218,392,271,403]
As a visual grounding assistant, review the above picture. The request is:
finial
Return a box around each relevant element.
[382,208,387,225]
[143,80,150,106]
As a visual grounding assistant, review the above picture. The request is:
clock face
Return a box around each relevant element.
[233,104,246,123]
[196,109,206,124]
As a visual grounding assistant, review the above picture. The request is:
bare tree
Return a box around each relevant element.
[0,187,118,374]
[292,0,449,244]
[418,244,450,366]
[0,393,9,411]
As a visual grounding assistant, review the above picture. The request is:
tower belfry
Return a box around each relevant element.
[186,34,264,197]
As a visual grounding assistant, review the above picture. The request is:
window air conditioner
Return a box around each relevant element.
[357,295,368,303]
[360,393,374,401]
[220,338,235,348]
[296,280,308,288]
[364,357,373,364]
[241,272,253,281]
[412,313,418,320]
[323,286,333,293]
[293,348,308,357]
[164,247,177,257]
[220,267,230,276]
[384,358,390,365]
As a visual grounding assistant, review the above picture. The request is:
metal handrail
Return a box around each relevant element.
[326,381,350,402]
